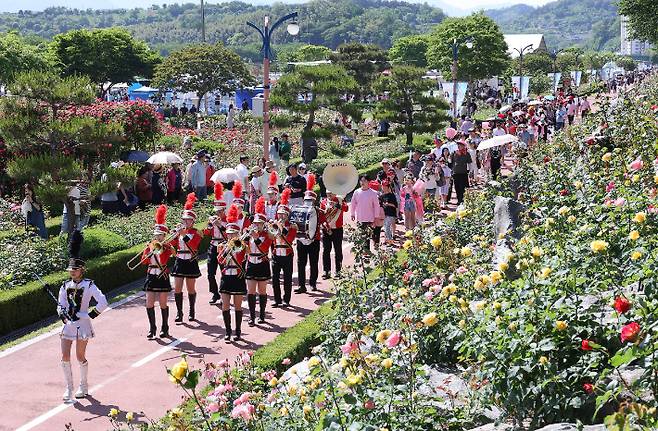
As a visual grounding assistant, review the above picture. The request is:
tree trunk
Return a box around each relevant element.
[304,109,316,135]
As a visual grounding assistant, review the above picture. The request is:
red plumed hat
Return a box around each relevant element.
[255,196,266,215]
[280,188,291,205]
[306,173,316,191]
[154,204,169,234]
[226,204,239,223]
[232,181,243,197]
[268,171,278,187]
[214,182,224,200]
[182,193,197,220]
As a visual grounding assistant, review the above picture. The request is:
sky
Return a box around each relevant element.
[0,0,555,14]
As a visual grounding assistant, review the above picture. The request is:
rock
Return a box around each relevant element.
[493,196,525,241]
[467,423,607,431]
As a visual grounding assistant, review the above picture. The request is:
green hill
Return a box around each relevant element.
[485,0,620,51]
[0,0,445,58]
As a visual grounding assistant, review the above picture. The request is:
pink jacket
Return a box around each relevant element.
[351,188,379,223]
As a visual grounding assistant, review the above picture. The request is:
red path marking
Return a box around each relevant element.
[1,244,352,431]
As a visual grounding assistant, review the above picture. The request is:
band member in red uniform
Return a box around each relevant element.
[246,197,274,325]
[170,193,203,322]
[219,204,247,343]
[141,205,175,339]
[265,171,279,221]
[295,174,330,294]
[231,181,251,231]
[271,188,297,307]
[320,189,348,279]
[204,183,227,305]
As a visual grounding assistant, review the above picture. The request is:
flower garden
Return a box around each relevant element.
[99,76,658,430]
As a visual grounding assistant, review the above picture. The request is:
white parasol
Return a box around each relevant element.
[477,134,518,151]
[211,168,240,184]
[499,105,512,113]
[147,151,183,164]
[512,110,525,117]
[527,100,543,106]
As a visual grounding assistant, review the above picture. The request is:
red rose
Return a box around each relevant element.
[364,399,375,410]
[614,296,631,314]
[621,322,641,343]
[582,383,594,394]
[543,156,550,163]
[559,189,568,196]
[586,137,595,146]
[581,340,593,351]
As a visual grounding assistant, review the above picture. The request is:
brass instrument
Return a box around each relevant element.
[219,236,247,262]
[126,225,184,270]
[322,160,359,197]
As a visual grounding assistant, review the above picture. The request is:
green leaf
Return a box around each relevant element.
[610,347,637,367]
[182,370,200,390]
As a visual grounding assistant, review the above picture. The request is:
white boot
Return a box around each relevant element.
[75,361,88,399]
[61,361,74,401]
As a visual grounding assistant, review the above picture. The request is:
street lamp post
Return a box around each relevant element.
[247,12,299,162]
[513,44,533,100]
[450,37,473,120]
[200,0,206,43]
[550,48,564,95]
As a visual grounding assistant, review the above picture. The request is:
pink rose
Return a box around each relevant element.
[233,392,251,406]
[386,331,401,348]
[456,266,468,274]
[424,291,434,301]
[614,197,626,207]
[281,358,291,365]
[230,403,254,421]
[364,399,375,410]
[207,402,220,413]
[393,302,403,310]
[606,181,615,193]
[341,342,359,356]
[630,158,644,171]
[218,358,230,368]
[366,312,375,320]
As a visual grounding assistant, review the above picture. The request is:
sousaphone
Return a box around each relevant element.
[322,159,359,197]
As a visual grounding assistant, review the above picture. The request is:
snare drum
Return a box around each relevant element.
[289,205,318,240]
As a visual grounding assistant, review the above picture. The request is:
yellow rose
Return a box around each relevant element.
[498,262,509,272]
[109,408,119,418]
[540,267,552,279]
[632,174,640,183]
[558,206,570,216]
[447,283,457,294]
[430,236,442,248]
[654,174,658,184]
[539,356,549,366]
[365,353,379,365]
[574,180,583,189]
[126,412,134,422]
[308,356,321,368]
[339,357,349,368]
[475,301,486,311]
[473,279,485,291]
[494,316,502,325]
[493,301,502,310]
[380,358,393,369]
[490,271,502,283]
[422,312,438,327]
[555,320,568,331]
[170,408,183,419]
[508,322,518,332]
[279,407,289,416]
[376,329,392,343]
[405,230,413,238]
[545,217,555,226]
[169,358,188,383]
[303,405,313,415]
[403,240,413,250]
[629,230,640,241]
[398,287,409,298]
[531,246,542,258]
[590,240,609,253]
[633,212,647,224]
[567,215,577,223]
[346,373,362,386]
[602,152,612,162]
[481,274,491,285]
[440,286,450,297]
[448,295,457,303]
[269,377,279,387]
[460,247,472,258]
[631,251,642,261]
[458,319,466,329]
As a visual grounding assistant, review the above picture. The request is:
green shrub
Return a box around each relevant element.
[157,135,184,150]
[79,228,129,259]
[192,139,225,155]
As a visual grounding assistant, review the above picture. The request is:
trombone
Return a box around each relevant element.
[126,225,184,271]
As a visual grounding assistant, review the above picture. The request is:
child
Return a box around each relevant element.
[400,175,424,230]
[438,157,452,209]
[380,180,398,243]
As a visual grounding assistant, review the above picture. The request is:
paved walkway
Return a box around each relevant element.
[0,243,352,431]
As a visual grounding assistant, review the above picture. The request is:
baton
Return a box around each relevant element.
[34,273,72,322]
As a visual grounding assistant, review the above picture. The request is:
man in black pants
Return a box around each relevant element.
[203,189,226,304]
[283,164,306,207]
[271,204,297,306]
[320,190,348,279]
[294,189,327,294]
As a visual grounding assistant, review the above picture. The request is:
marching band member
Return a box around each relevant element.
[265,171,279,220]
[219,204,248,343]
[246,197,274,325]
[170,193,203,323]
[141,205,174,339]
[204,183,227,305]
[271,188,297,307]
[320,189,348,279]
[249,166,266,214]
[295,174,329,294]
[231,181,251,231]
[58,230,108,401]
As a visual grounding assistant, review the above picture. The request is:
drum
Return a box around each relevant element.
[289,205,318,240]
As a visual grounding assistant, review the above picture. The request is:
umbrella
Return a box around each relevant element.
[486,97,495,103]
[147,151,183,164]
[211,168,240,184]
[512,110,525,117]
[477,134,518,151]
[544,95,555,100]
[499,105,512,113]
[120,150,149,163]
[527,100,542,106]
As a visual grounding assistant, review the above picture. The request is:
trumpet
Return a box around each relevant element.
[126,225,184,271]
[219,236,246,261]
[266,220,282,237]
[207,216,221,229]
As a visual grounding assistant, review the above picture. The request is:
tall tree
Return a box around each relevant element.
[296,44,333,62]
[373,66,449,148]
[270,64,359,137]
[152,43,255,109]
[426,13,509,81]
[0,32,52,86]
[50,28,161,97]
[329,42,389,100]
[618,0,658,45]
[389,35,429,67]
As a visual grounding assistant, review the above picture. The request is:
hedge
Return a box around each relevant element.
[0,229,211,337]
[79,228,129,259]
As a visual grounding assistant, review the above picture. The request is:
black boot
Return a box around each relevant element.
[174,293,184,323]
[258,294,267,324]
[146,307,156,339]
[233,310,243,341]
[208,278,220,304]
[160,307,170,338]
[247,294,256,326]
[188,293,197,321]
[222,310,232,343]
